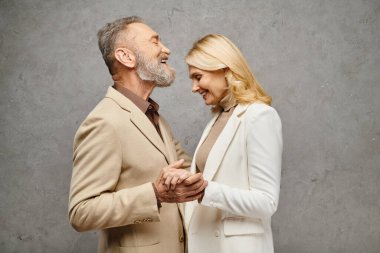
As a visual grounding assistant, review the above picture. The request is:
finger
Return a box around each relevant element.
[170,159,184,169]
[178,171,191,184]
[175,179,202,192]
[170,176,179,190]
[182,185,207,202]
[185,178,205,191]
[159,167,171,184]
[189,180,208,195]
[184,191,205,202]
[162,168,178,182]
[175,180,208,199]
[184,173,202,185]
[165,169,189,185]
[162,169,172,181]
[155,169,165,184]
[196,180,208,191]
[164,176,173,191]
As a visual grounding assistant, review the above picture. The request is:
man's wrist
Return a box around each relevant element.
[152,183,162,208]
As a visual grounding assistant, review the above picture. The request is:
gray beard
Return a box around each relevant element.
[135,51,176,87]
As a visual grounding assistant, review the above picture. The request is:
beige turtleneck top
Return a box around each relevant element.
[195,94,238,172]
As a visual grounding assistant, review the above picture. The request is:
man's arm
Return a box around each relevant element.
[68,118,159,232]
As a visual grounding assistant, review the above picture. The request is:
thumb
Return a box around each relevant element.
[171,159,184,168]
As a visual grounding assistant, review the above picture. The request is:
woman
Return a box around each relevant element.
[184,34,283,253]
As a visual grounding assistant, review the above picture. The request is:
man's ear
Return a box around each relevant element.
[114,47,136,68]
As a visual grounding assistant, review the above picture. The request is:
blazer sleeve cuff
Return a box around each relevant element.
[117,182,161,223]
[200,181,222,209]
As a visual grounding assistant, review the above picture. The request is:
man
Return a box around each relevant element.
[68,16,206,253]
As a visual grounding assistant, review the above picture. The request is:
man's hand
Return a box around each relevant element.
[153,160,208,203]
[159,159,192,190]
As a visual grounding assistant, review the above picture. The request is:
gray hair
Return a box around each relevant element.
[97,16,144,74]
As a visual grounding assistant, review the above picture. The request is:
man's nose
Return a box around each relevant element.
[161,42,171,55]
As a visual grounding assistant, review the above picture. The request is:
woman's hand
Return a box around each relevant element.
[153,160,208,203]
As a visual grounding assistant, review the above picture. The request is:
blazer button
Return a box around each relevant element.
[214,230,220,237]
[179,235,184,242]
[134,220,142,224]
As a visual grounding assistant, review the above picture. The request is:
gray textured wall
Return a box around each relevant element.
[1,0,379,252]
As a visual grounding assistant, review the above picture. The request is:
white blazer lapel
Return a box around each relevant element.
[190,113,219,174]
[185,114,219,228]
[203,104,248,181]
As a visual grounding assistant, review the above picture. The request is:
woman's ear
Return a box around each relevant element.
[224,68,231,81]
[114,47,136,68]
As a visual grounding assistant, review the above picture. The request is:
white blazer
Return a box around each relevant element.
[185,103,283,253]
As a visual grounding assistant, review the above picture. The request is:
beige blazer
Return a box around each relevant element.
[69,87,191,253]
[185,103,283,253]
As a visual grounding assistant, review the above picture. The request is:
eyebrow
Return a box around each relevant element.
[189,72,199,79]
[150,34,159,41]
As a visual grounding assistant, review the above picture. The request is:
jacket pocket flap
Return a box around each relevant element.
[223,217,264,236]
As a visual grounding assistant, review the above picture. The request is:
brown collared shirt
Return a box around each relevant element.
[113,83,162,139]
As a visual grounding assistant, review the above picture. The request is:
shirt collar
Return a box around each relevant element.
[112,83,159,113]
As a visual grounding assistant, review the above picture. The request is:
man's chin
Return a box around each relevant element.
[156,78,174,87]
[156,69,175,87]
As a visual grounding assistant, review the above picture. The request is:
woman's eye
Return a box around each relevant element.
[195,75,201,81]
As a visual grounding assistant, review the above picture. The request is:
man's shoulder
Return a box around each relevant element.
[76,96,128,131]
[87,96,120,117]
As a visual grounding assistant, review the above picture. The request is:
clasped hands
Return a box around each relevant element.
[154,159,207,203]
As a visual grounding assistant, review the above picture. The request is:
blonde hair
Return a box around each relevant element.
[185,34,272,105]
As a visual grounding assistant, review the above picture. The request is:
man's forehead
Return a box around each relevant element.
[128,22,158,39]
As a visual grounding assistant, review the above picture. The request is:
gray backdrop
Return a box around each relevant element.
[1,0,379,252]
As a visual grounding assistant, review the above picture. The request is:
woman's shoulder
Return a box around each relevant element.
[240,102,282,128]
[243,102,279,116]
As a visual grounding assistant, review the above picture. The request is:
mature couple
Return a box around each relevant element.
[68,16,282,253]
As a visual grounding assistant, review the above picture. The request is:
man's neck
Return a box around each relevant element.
[113,73,155,100]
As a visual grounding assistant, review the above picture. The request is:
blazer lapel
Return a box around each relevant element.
[105,87,169,162]
[130,112,169,162]
[203,104,249,181]
[186,114,219,228]
[159,119,176,164]
[190,114,219,174]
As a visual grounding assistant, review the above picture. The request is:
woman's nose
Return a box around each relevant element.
[192,83,199,93]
